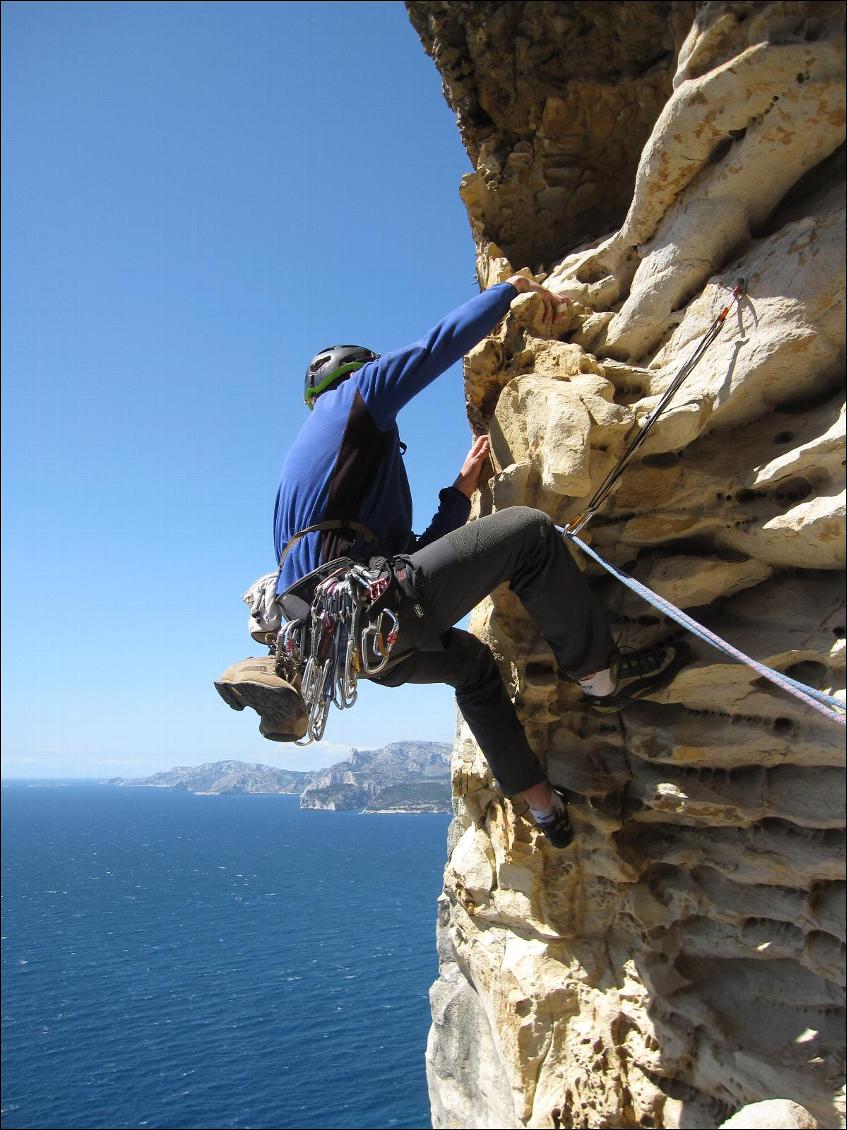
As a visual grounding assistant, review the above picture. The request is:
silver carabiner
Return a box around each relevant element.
[308,694,330,742]
[360,609,399,677]
[301,655,319,703]
[338,628,358,707]
[277,618,303,662]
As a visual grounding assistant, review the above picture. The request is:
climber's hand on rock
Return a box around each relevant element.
[507,274,571,324]
[453,434,490,498]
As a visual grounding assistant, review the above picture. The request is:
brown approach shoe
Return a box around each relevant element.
[214,657,308,742]
[258,715,308,743]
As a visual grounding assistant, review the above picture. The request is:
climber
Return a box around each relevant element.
[220,276,688,848]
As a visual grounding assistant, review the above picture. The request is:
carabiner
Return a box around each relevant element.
[360,609,399,677]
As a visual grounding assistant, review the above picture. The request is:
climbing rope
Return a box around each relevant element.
[555,276,843,724]
[559,527,846,727]
[567,278,747,537]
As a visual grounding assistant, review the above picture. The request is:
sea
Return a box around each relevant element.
[1,781,452,1130]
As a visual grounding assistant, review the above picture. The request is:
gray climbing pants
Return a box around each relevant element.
[371,507,614,796]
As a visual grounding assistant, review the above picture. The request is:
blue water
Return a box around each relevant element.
[1,781,451,1130]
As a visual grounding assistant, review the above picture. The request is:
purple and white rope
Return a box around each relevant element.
[560,528,846,727]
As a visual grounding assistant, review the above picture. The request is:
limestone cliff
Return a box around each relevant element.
[407,3,846,1128]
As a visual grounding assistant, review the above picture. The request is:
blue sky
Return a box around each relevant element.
[2,1,484,777]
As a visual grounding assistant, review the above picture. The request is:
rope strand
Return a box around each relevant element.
[568,279,746,536]
[559,528,845,727]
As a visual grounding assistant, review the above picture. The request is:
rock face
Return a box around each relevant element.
[719,1098,820,1129]
[407,0,697,270]
[408,3,846,1128]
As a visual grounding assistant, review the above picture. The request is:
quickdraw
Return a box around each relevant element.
[567,278,747,536]
[276,562,400,745]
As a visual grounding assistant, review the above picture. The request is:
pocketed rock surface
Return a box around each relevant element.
[407,3,845,1128]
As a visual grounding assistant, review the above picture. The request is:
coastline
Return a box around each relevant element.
[363,807,451,815]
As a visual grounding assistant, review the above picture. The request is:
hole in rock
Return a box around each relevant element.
[774,383,841,415]
[707,137,734,166]
[641,451,682,468]
[772,718,795,736]
[773,477,814,503]
[773,431,794,444]
[735,488,763,504]
[755,144,845,239]
[656,534,717,556]
[621,796,645,820]
[575,263,610,285]
[833,626,845,638]
[784,660,829,689]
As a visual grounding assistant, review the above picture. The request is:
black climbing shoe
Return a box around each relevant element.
[588,639,690,713]
[534,788,574,849]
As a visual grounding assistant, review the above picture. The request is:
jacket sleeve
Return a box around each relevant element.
[413,486,472,550]
[354,283,516,431]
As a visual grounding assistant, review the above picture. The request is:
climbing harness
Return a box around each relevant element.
[268,521,403,745]
[560,527,846,727]
[567,278,747,537]
[276,559,400,745]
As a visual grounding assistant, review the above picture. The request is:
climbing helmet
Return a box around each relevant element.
[304,344,380,407]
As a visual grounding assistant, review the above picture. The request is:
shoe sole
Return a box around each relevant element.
[589,640,690,713]
[259,720,307,742]
[214,678,304,725]
[215,680,246,711]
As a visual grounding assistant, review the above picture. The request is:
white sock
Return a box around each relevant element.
[528,791,565,823]
[578,667,616,697]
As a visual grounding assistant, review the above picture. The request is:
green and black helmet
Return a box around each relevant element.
[304,344,380,408]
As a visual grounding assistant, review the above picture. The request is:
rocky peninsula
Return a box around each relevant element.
[110,741,452,813]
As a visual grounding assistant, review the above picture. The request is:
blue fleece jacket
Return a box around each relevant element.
[274,281,517,593]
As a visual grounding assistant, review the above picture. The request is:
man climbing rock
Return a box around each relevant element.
[217,276,687,848]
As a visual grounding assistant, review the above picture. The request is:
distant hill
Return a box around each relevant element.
[300,741,452,812]
[109,760,309,795]
[110,742,453,812]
